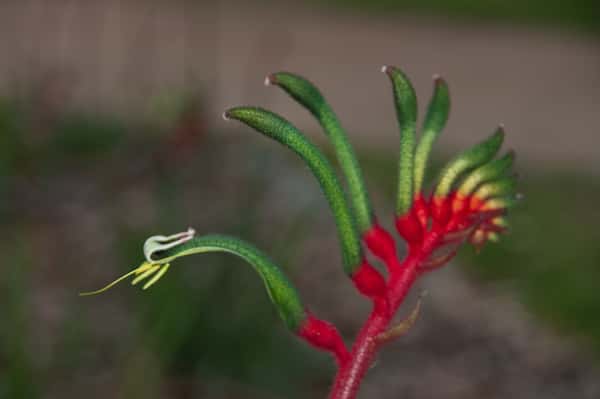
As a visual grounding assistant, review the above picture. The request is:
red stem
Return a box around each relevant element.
[328,229,442,399]
[314,191,492,397]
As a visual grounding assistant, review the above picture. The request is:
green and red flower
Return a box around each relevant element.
[83,66,518,399]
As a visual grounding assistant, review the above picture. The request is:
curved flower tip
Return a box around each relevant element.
[143,227,195,263]
[413,137,518,252]
[264,73,276,86]
[80,228,195,296]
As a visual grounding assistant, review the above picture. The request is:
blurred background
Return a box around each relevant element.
[1,0,599,398]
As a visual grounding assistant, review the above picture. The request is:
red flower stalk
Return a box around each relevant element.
[82,67,519,398]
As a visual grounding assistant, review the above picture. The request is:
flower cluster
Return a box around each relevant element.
[83,66,518,399]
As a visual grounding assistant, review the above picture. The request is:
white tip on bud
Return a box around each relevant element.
[264,75,272,86]
[143,228,197,263]
[381,65,389,73]
[432,73,441,80]
[222,111,230,121]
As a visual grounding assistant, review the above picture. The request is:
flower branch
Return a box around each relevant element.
[82,66,519,399]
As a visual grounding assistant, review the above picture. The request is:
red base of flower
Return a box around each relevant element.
[351,260,387,301]
[413,193,429,228]
[326,189,510,398]
[431,194,452,227]
[395,211,424,246]
[363,224,398,269]
[298,315,350,367]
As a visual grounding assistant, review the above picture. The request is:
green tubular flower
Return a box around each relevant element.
[266,72,374,233]
[414,75,450,194]
[457,151,515,197]
[471,177,517,202]
[434,126,505,198]
[149,234,307,331]
[480,195,520,212]
[224,106,362,273]
[83,232,307,332]
[382,66,417,216]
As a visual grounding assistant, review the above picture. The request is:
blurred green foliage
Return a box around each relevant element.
[461,173,600,352]
[0,95,330,398]
[0,237,40,399]
[319,0,599,33]
[49,114,124,161]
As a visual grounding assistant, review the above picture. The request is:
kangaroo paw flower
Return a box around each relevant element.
[83,67,519,399]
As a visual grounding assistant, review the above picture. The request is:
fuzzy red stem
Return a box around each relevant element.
[326,188,497,397]
[327,228,442,399]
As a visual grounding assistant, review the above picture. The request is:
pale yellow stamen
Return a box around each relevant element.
[131,265,161,285]
[79,261,153,296]
[143,264,171,290]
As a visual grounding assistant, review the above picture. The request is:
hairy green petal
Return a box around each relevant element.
[151,234,307,331]
[473,177,517,201]
[491,216,509,228]
[458,151,515,196]
[267,72,374,233]
[435,127,505,197]
[481,195,520,211]
[224,107,362,272]
[414,76,450,193]
[383,66,417,215]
